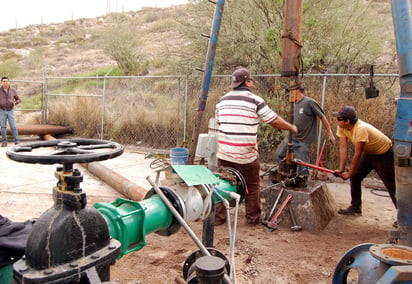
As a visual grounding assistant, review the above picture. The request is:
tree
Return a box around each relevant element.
[180,0,393,75]
[99,14,148,76]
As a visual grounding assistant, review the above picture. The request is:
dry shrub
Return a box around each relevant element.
[47,96,104,138]
[19,112,42,124]
[108,103,180,148]
[47,100,72,126]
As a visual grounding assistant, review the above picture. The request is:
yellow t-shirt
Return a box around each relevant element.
[336,119,392,155]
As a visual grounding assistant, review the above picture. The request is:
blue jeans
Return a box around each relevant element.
[0,109,19,143]
[274,138,311,176]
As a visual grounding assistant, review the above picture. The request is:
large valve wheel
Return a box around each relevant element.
[6,138,124,165]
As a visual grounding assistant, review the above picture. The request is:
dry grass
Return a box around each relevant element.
[47,89,184,149]
[48,97,103,137]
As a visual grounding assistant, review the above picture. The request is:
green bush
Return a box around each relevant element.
[98,17,149,75]
[0,59,21,78]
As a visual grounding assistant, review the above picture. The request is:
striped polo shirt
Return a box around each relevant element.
[215,88,278,164]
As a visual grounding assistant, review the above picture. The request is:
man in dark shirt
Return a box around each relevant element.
[0,76,20,147]
[275,86,335,182]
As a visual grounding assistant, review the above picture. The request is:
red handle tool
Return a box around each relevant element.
[266,194,293,230]
[293,159,335,174]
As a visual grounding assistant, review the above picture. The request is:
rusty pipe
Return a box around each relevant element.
[281,0,303,167]
[8,124,73,136]
[82,162,148,201]
[281,0,303,77]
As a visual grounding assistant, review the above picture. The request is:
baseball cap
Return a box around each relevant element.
[230,68,251,88]
[332,105,357,120]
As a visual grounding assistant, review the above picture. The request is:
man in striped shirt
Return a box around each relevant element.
[215,68,297,225]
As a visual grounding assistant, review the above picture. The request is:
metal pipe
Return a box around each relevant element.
[215,189,240,283]
[95,196,173,257]
[147,172,211,256]
[83,162,148,201]
[281,0,303,77]
[316,73,328,161]
[146,173,232,283]
[281,0,303,165]
[286,83,295,165]
[293,159,335,174]
[188,0,225,164]
[391,0,412,246]
[7,124,73,136]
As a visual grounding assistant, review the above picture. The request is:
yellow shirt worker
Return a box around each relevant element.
[333,105,396,216]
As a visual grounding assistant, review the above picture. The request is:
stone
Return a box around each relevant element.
[261,181,337,231]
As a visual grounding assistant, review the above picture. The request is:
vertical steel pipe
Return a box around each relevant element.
[391,0,412,246]
[281,0,303,77]
[188,0,225,164]
[281,0,303,166]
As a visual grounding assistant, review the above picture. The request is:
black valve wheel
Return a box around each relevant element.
[6,138,124,165]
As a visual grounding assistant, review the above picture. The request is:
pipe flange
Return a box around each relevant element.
[369,244,412,266]
[333,243,379,283]
[13,238,121,283]
[182,247,230,282]
[223,167,247,203]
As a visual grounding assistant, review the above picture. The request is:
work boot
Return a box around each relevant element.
[284,176,307,188]
[338,206,362,216]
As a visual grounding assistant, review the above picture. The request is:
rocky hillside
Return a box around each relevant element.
[0,5,188,80]
[0,1,397,82]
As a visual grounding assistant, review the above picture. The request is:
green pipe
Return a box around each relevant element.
[94,195,173,257]
[213,177,240,203]
[0,264,13,284]
[94,176,244,258]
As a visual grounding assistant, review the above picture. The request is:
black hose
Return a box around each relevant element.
[370,188,390,198]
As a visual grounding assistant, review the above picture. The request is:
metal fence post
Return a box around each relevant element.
[42,65,48,124]
[316,72,328,162]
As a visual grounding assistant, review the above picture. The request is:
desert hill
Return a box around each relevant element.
[0,5,188,79]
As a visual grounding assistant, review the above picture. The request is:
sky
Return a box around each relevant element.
[1,0,188,32]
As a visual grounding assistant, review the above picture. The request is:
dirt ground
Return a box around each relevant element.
[110,174,397,284]
[0,144,397,284]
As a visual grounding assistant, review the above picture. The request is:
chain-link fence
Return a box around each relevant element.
[13,73,400,166]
